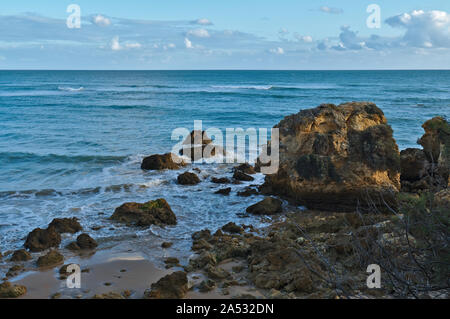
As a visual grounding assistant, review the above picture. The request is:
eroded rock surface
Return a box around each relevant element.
[48,218,83,234]
[177,172,201,185]
[141,153,186,170]
[24,227,61,252]
[111,199,177,227]
[260,102,401,211]
[145,271,188,299]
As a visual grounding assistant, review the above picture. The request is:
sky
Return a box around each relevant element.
[0,0,449,69]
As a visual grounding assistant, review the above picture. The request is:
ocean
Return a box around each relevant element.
[0,70,449,270]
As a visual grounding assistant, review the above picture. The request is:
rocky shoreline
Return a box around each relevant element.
[1,102,448,299]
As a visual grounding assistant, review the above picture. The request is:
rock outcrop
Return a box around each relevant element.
[24,227,61,252]
[145,271,188,299]
[177,172,201,185]
[0,282,27,298]
[141,153,186,170]
[10,249,32,262]
[179,130,224,162]
[260,102,401,211]
[401,117,449,193]
[111,199,177,227]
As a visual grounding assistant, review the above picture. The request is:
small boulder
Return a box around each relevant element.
[246,197,283,215]
[48,217,82,234]
[145,271,188,299]
[10,249,32,262]
[67,234,98,250]
[36,250,64,268]
[24,228,61,252]
[164,257,181,269]
[233,170,254,182]
[237,187,259,197]
[221,222,243,234]
[161,242,173,249]
[215,188,231,195]
[0,282,27,298]
[211,177,230,184]
[177,172,201,185]
[179,130,224,161]
[111,199,177,227]
[141,153,185,170]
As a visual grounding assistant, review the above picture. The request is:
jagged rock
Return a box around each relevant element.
[235,163,256,175]
[215,187,231,195]
[260,102,401,211]
[179,130,224,161]
[222,222,243,234]
[67,234,98,251]
[401,117,449,193]
[212,177,230,184]
[48,217,82,234]
[145,271,188,299]
[0,282,27,298]
[111,199,176,227]
[141,153,185,170]
[233,170,254,182]
[246,197,283,215]
[24,227,61,252]
[36,250,64,268]
[177,172,201,185]
[10,249,32,262]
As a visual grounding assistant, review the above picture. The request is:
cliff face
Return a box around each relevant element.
[261,102,401,211]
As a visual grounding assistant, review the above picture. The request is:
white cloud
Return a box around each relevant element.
[296,35,313,43]
[184,37,193,49]
[320,6,343,14]
[332,26,365,50]
[270,47,284,55]
[192,18,213,26]
[93,15,111,27]
[187,28,210,38]
[386,10,450,48]
[111,36,121,51]
[164,43,176,50]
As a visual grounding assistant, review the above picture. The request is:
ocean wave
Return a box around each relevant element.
[58,86,84,92]
[0,152,127,165]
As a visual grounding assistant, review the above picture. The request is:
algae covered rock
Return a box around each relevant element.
[67,233,98,251]
[0,282,27,298]
[24,227,61,252]
[111,198,177,227]
[48,217,83,234]
[36,250,64,268]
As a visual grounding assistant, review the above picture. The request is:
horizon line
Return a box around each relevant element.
[1,68,450,71]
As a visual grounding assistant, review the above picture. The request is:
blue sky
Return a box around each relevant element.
[1,0,449,69]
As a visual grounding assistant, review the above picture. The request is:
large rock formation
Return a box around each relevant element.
[401,117,449,193]
[111,199,177,227]
[260,102,401,211]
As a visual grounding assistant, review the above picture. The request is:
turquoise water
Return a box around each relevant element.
[0,70,449,265]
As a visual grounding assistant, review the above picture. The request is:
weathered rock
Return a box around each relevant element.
[179,130,224,162]
[0,282,27,298]
[67,233,98,251]
[92,292,125,299]
[215,187,231,195]
[222,222,243,234]
[145,271,188,299]
[24,227,61,252]
[111,199,177,227]
[177,172,201,185]
[10,249,32,262]
[418,117,450,164]
[164,257,181,269]
[212,177,230,184]
[141,153,185,170]
[197,279,216,293]
[401,148,428,182]
[48,217,82,234]
[161,242,173,248]
[235,163,256,175]
[246,197,283,215]
[6,265,24,278]
[260,102,401,211]
[233,170,254,182]
[36,250,64,268]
